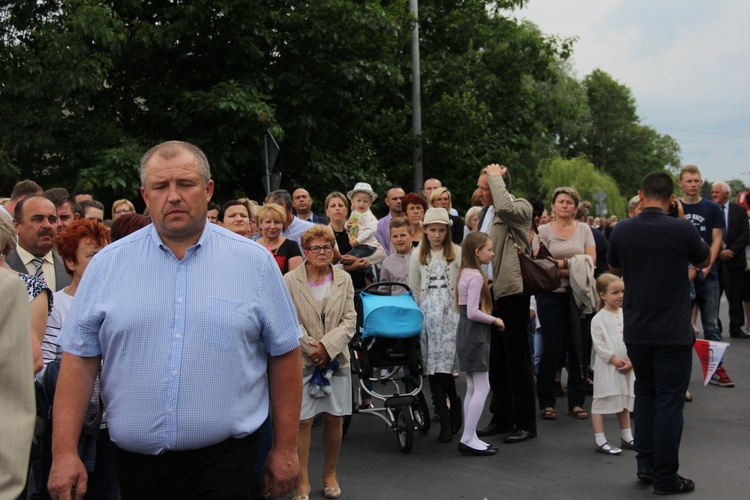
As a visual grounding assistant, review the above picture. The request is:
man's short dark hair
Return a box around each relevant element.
[207,201,220,212]
[575,206,589,220]
[72,187,93,198]
[11,179,43,201]
[526,195,544,218]
[75,199,105,218]
[640,172,674,202]
[43,187,73,208]
[266,189,292,212]
[479,166,512,190]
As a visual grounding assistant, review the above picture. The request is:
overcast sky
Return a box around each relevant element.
[511,0,750,183]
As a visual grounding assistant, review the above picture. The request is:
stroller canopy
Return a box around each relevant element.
[360,290,423,339]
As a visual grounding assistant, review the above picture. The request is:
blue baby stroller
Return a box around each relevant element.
[343,282,431,453]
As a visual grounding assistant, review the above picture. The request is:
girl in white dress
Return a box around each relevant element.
[409,208,461,443]
[590,274,635,455]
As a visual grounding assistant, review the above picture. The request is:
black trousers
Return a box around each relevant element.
[717,260,745,332]
[115,433,258,500]
[487,293,537,433]
[627,344,692,491]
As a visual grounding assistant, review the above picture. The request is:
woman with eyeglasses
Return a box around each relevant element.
[283,225,356,500]
[111,199,135,220]
[256,203,302,274]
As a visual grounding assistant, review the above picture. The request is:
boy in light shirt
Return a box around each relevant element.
[379,217,413,295]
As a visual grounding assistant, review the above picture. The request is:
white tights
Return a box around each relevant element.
[460,371,491,449]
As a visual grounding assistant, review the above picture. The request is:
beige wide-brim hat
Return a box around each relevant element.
[347,182,378,202]
[420,207,452,227]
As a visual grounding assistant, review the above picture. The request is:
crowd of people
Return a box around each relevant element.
[1,140,745,499]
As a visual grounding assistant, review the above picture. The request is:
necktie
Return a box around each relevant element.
[721,205,727,242]
[31,256,45,283]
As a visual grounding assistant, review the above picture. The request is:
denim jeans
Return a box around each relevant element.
[626,343,692,491]
[533,328,543,376]
[694,276,721,341]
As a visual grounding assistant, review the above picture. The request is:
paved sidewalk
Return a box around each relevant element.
[302,302,749,499]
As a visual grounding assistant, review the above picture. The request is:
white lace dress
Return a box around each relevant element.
[419,256,460,375]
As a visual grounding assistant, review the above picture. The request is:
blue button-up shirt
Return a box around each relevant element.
[58,222,301,455]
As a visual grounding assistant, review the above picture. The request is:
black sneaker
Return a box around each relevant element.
[637,468,653,484]
[654,476,695,495]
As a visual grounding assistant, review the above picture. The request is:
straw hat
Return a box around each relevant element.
[420,207,452,227]
[347,182,378,202]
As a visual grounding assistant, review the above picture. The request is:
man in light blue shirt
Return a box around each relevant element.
[49,141,302,500]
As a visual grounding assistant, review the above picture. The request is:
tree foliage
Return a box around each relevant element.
[539,156,626,217]
[0,0,564,213]
[576,69,681,198]
[0,0,684,218]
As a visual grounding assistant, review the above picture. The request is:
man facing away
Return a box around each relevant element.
[48,141,302,500]
[608,171,709,495]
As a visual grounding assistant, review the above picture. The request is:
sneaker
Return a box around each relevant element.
[709,366,735,387]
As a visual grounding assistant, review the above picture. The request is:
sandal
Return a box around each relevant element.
[540,407,556,420]
[569,407,589,420]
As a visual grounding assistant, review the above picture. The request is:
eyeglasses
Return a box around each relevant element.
[114,209,132,215]
[307,245,333,254]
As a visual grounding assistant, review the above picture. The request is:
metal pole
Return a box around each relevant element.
[409,0,423,193]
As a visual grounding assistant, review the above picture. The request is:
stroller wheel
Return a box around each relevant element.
[413,392,431,432]
[394,405,414,453]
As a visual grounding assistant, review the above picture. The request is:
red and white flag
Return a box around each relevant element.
[693,339,730,385]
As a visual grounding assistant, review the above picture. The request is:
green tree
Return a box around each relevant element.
[727,179,749,197]
[539,156,626,217]
[0,0,576,214]
[573,69,681,197]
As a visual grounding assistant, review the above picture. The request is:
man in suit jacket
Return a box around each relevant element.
[6,195,71,292]
[712,182,750,338]
[0,272,35,499]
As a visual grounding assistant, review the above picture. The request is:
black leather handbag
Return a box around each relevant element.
[508,228,561,295]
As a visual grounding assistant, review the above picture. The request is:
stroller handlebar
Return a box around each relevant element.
[358,281,412,296]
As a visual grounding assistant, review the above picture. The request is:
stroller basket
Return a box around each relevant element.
[358,282,423,340]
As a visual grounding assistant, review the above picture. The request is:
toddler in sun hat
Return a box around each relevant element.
[345,182,386,265]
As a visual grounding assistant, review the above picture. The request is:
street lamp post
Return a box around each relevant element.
[409,0,423,193]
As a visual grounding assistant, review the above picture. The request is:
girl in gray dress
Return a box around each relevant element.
[456,233,505,455]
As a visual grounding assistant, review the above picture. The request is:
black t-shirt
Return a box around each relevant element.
[681,198,724,280]
[607,208,709,345]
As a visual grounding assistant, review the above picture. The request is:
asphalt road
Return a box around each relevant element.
[299,300,750,500]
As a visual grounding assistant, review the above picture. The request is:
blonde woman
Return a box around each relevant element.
[111,199,135,220]
[257,203,302,274]
[429,187,464,244]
